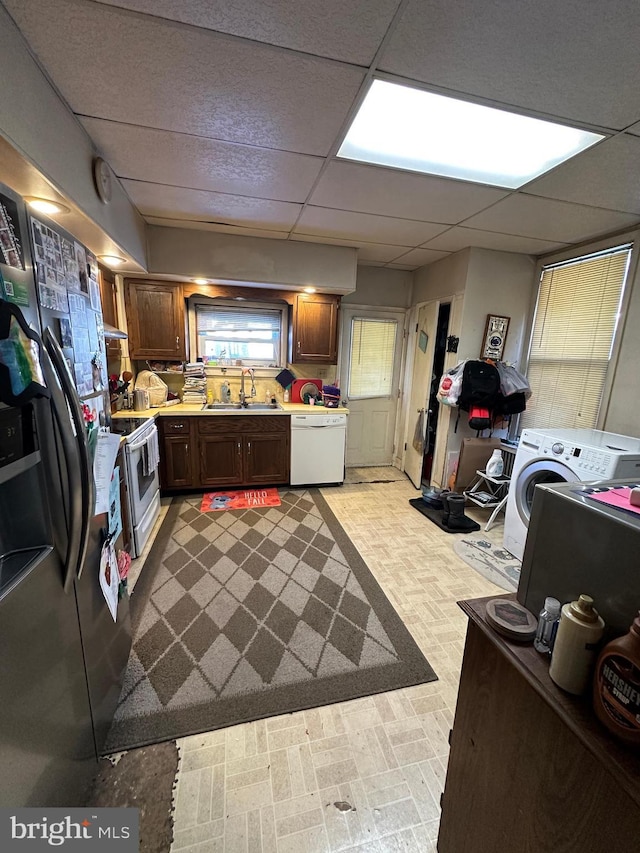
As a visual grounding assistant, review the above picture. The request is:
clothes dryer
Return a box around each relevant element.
[503,428,640,560]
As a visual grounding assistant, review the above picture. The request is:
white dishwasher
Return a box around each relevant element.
[290,413,347,486]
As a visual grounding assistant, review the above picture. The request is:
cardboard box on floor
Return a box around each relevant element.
[454,437,503,492]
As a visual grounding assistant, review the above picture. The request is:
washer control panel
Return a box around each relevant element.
[538,436,613,477]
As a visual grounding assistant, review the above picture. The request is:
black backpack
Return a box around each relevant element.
[457,360,501,412]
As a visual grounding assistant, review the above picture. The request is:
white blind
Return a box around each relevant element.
[521,245,631,430]
[196,306,281,335]
[348,318,397,398]
[195,304,282,364]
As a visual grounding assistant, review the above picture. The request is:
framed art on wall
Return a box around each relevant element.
[481,314,510,360]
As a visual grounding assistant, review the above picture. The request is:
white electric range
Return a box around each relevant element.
[110,417,161,557]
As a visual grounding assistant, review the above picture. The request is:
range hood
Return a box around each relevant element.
[103,322,128,340]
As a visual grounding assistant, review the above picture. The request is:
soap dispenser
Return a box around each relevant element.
[221,381,231,403]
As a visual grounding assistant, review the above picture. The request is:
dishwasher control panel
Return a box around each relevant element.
[291,414,347,428]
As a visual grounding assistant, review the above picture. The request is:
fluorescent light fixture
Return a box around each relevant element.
[338,80,605,189]
[98,254,126,266]
[303,287,316,294]
[193,277,209,285]
[25,197,70,215]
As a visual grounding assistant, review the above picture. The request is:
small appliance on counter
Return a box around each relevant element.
[291,378,322,403]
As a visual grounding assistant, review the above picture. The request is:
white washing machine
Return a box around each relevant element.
[503,428,640,560]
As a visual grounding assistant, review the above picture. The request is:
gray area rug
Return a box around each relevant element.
[105,489,437,752]
[452,535,521,592]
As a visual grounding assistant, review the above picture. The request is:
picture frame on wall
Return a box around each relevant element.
[481,314,510,360]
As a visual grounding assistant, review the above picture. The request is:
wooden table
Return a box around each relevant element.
[437,595,640,853]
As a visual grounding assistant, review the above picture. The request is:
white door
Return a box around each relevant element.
[404,301,439,488]
[339,307,405,467]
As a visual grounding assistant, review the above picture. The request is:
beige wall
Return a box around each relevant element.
[146,226,358,294]
[0,5,146,266]
[459,249,536,366]
[411,248,470,305]
[342,266,413,308]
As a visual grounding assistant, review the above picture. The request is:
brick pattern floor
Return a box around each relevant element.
[165,475,504,853]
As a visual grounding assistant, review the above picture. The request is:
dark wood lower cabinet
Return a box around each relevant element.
[200,434,244,487]
[160,415,290,490]
[244,432,289,484]
[162,436,195,489]
[438,596,640,853]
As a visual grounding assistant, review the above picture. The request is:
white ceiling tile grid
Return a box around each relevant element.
[5,0,640,270]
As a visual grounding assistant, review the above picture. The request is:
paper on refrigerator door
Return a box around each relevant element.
[94,430,121,515]
[99,539,119,622]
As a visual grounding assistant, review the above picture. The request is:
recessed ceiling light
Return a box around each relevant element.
[303,287,316,294]
[25,197,70,215]
[193,277,209,285]
[337,80,605,189]
[98,254,126,266]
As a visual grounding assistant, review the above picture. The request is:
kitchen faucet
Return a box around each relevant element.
[239,368,256,407]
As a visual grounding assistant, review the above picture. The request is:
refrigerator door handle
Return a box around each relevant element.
[43,329,94,587]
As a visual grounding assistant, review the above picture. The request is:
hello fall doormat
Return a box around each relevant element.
[200,488,281,513]
[104,489,437,752]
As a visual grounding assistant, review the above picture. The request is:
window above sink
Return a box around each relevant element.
[190,297,288,369]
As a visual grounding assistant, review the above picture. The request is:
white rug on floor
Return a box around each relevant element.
[453,535,521,592]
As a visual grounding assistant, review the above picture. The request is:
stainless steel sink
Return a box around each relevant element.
[202,403,242,410]
[202,402,281,411]
[245,403,282,411]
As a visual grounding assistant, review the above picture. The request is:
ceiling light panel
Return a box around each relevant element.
[338,80,605,189]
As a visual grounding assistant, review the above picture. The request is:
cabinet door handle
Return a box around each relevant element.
[297,341,300,350]
[184,442,188,453]
[247,441,251,454]
[237,441,242,455]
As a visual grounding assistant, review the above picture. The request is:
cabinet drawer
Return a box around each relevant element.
[161,418,191,435]
[198,415,290,434]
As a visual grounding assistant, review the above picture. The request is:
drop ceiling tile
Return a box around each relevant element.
[626,122,640,136]
[6,0,364,155]
[292,233,413,263]
[388,247,451,267]
[93,0,400,65]
[423,226,570,255]
[461,195,640,244]
[81,118,323,202]
[379,0,640,128]
[310,161,508,223]
[525,134,640,214]
[144,217,289,239]
[294,206,448,245]
[123,181,301,230]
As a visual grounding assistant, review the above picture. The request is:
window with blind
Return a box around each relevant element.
[194,301,285,366]
[348,317,397,398]
[521,244,632,430]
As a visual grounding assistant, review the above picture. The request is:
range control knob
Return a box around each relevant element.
[551,442,564,455]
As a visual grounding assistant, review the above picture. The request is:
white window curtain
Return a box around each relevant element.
[522,244,632,430]
[348,318,397,398]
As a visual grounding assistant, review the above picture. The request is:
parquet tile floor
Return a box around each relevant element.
[158,475,504,852]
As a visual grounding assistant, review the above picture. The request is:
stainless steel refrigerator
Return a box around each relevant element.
[0,181,131,806]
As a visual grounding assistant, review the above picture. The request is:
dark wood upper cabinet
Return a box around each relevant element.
[124,280,186,360]
[290,293,339,364]
[98,265,118,328]
[99,265,121,358]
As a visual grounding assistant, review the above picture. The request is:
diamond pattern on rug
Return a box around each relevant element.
[105,488,437,752]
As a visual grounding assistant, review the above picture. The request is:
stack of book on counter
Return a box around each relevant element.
[182,362,207,404]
